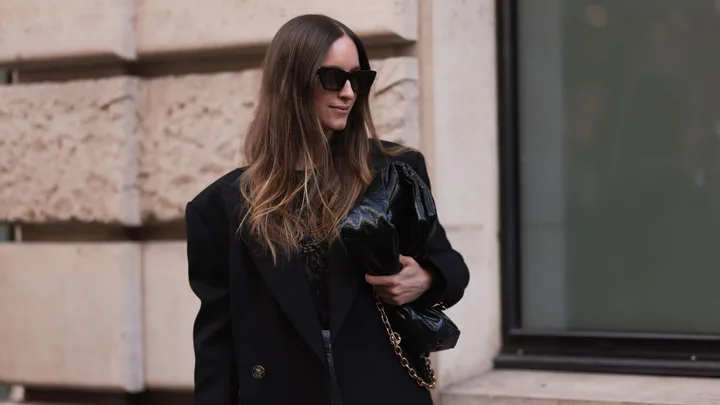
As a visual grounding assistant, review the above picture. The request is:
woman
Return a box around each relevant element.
[186,14,469,405]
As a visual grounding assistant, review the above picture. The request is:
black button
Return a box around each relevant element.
[251,365,265,380]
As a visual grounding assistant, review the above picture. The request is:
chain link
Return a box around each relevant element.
[374,293,437,390]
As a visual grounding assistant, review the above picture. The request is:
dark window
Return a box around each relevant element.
[0,226,11,241]
[498,0,720,377]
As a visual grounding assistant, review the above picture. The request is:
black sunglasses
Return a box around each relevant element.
[316,67,377,92]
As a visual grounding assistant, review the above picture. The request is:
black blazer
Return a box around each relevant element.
[186,141,470,405]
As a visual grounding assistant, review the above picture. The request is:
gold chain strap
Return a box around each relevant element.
[373,293,437,390]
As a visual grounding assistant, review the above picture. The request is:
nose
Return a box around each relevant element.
[339,80,354,99]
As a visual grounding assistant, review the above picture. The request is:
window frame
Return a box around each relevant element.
[0,69,10,401]
[495,0,720,378]
[0,68,13,245]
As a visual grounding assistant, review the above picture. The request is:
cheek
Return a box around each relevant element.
[316,96,338,122]
[313,90,327,113]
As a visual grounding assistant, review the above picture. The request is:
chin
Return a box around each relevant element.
[324,120,348,131]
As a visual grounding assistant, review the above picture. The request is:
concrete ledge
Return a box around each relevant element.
[0,0,135,67]
[0,243,143,391]
[0,77,140,225]
[142,242,197,389]
[135,0,418,57]
[440,370,720,405]
[138,57,420,222]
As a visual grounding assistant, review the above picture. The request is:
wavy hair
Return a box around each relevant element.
[239,14,391,262]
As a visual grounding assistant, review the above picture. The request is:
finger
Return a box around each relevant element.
[375,284,405,300]
[399,255,416,267]
[365,274,398,286]
[377,292,402,305]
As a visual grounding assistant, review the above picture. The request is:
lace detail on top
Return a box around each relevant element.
[300,236,331,329]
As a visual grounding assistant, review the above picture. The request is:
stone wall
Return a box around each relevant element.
[0,77,141,224]
[0,0,499,402]
[0,59,419,225]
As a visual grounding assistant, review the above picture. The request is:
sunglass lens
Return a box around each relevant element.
[352,70,376,92]
[318,68,346,91]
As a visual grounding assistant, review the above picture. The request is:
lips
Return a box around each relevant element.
[329,106,350,113]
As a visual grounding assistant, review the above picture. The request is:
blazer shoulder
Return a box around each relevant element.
[186,167,246,216]
[372,140,424,168]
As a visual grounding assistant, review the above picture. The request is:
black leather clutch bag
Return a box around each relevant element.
[340,161,460,357]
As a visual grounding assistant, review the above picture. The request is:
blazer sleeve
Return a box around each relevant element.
[186,202,238,405]
[412,151,471,309]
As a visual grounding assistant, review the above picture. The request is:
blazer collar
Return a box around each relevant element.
[243,236,328,365]
[369,142,391,172]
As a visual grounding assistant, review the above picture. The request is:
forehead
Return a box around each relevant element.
[320,35,360,71]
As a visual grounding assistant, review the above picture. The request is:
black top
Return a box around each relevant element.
[299,236,331,330]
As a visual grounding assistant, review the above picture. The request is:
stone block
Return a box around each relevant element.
[430,0,497,228]
[138,70,260,223]
[0,77,141,225]
[141,242,197,389]
[370,57,420,148]
[0,0,135,66]
[138,57,419,222]
[0,243,143,391]
[135,0,418,56]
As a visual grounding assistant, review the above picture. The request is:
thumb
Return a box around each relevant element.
[399,255,415,267]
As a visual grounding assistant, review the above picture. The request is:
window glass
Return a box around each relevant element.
[518,0,720,334]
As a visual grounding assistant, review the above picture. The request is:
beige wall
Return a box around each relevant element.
[0,0,499,400]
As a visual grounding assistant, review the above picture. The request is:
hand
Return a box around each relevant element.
[365,255,433,305]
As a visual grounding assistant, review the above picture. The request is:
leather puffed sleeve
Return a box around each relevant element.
[411,152,470,308]
[186,202,238,405]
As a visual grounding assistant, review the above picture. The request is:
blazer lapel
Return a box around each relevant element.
[370,142,390,172]
[243,237,327,366]
[327,241,362,342]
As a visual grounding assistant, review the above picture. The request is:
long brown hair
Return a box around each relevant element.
[240,14,387,262]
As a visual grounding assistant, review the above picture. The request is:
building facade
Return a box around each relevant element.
[1,1,719,404]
